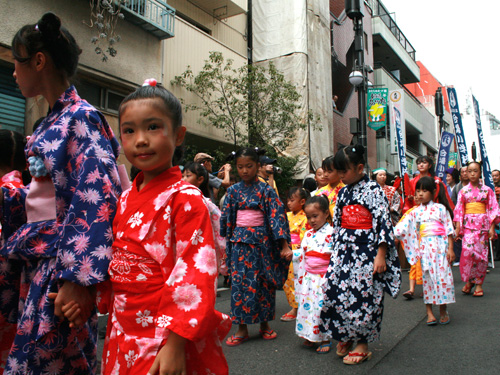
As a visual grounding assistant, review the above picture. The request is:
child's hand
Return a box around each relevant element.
[446,249,456,265]
[280,246,293,261]
[148,332,186,375]
[489,226,496,240]
[48,281,96,327]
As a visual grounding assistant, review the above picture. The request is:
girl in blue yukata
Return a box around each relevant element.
[319,145,401,365]
[0,12,122,374]
[221,147,292,346]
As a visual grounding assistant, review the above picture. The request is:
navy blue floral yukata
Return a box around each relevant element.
[221,178,290,324]
[320,175,401,343]
[0,86,122,374]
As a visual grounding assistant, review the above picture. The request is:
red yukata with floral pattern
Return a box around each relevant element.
[101,167,230,375]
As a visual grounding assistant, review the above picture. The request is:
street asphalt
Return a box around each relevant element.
[97,266,500,374]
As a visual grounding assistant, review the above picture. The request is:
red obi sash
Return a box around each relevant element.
[341,204,373,230]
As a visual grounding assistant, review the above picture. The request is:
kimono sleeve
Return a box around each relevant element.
[453,189,466,224]
[441,205,455,236]
[262,185,290,244]
[55,111,121,287]
[371,184,395,247]
[158,192,220,341]
[220,187,235,271]
[0,186,27,241]
[486,186,500,227]
[394,209,420,265]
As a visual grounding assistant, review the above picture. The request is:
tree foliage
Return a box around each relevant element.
[171,51,319,154]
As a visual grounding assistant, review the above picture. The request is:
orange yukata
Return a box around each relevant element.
[283,210,308,309]
[315,182,345,217]
[100,167,231,375]
[400,206,422,284]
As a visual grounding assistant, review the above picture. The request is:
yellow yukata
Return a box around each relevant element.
[283,210,308,309]
[315,182,345,217]
[400,206,422,284]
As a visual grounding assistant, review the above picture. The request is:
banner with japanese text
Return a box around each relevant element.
[391,99,408,184]
[446,87,468,167]
[390,90,405,155]
[435,131,455,181]
[367,88,388,131]
[472,95,494,190]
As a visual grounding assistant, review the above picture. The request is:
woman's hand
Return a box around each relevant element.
[373,244,387,275]
[148,332,187,375]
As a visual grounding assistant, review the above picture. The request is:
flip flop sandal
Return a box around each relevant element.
[473,290,484,297]
[259,329,277,340]
[316,342,332,354]
[343,351,372,365]
[280,313,297,322]
[462,283,473,295]
[336,341,353,357]
[426,319,437,326]
[225,334,249,346]
[402,290,414,300]
[439,314,451,325]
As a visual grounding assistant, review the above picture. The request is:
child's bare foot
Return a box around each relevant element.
[280,307,297,321]
[343,343,371,364]
[316,341,331,354]
[302,339,315,348]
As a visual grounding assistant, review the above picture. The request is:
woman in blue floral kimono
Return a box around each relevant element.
[221,148,291,346]
[0,13,122,374]
[320,145,401,365]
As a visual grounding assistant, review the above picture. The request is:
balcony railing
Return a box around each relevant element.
[119,0,175,39]
[368,0,415,61]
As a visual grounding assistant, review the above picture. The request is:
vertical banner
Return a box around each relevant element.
[472,95,494,190]
[435,131,455,181]
[392,104,408,182]
[367,88,389,130]
[447,87,468,166]
[390,90,405,155]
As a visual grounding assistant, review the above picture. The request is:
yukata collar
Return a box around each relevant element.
[50,85,79,115]
[347,173,369,190]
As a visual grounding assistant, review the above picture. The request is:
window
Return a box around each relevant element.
[75,79,129,114]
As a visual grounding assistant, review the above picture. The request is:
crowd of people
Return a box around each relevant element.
[1,12,500,375]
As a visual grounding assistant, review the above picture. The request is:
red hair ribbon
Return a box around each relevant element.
[142,78,157,87]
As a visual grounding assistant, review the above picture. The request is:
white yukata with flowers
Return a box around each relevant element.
[99,167,230,375]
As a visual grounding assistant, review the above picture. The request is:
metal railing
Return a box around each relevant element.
[120,0,175,37]
[368,0,416,61]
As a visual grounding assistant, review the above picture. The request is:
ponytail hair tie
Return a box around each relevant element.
[35,24,40,32]
[143,78,157,87]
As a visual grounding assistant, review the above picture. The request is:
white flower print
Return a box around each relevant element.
[95,144,112,164]
[74,119,89,138]
[163,205,172,223]
[173,283,202,312]
[164,228,172,248]
[39,138,63,153]
[91,245,113,260]
[193,245,217,275]
[144,242,167,264]
[76,188,101,205]
[53,170,68,188]
[189,318,198,327]
[128,212,144,228]
[125,350,138,368]
[136,310,154,327]
[166,258,187,286]
[184,201,192,212]
[157,315,173,328]
[181,188,199,196]
[176,240,188,256]
[153,190,174,211]
[136,274,147,281]
[191,229,204,245]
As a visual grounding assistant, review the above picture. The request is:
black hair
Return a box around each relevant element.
[303,177,317,193]
[416,155,435,176]
[0,129,27,172]
[321,156,335,172]
[12,12,82,79]
[333,144,366,171]
[183,162,210,198]
[288,186,309,202]
[304,194,332,224]
[130,166,141,181]
[119,83,184,165]
[234,147,260,164]
[447,168,460,184]
[415,176,453,218]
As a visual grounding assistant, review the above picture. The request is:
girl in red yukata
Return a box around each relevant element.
[64,80,231,374]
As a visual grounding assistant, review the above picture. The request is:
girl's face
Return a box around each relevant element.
[417,160,431,174]
[467,163,481,183]
[287,192,305,213]
[315,168,328,188]
[445,173,453,185]
[415,188,433,205]
[120,98,186,187]
[305,203,329,231]
[183,169,203,188]
[13,48,42,98]
[236,156,259,183]
[323,167,340,186]
[339,163,364,185]
[375,171,387,186]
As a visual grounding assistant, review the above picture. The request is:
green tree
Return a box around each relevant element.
[171,51,319,195]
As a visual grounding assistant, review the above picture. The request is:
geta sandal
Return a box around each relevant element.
[343,351,372,365]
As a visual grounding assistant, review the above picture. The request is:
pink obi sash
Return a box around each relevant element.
[290,233,301,245]
[25,177,57,223]
[419,221,446,237]
[341,204,373,230]
[305,251,331,274]
[236,209,265,227]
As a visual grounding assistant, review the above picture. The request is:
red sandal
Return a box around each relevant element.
[225,334,249,346]
[259,329,277,340]
[343,351,372,365]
